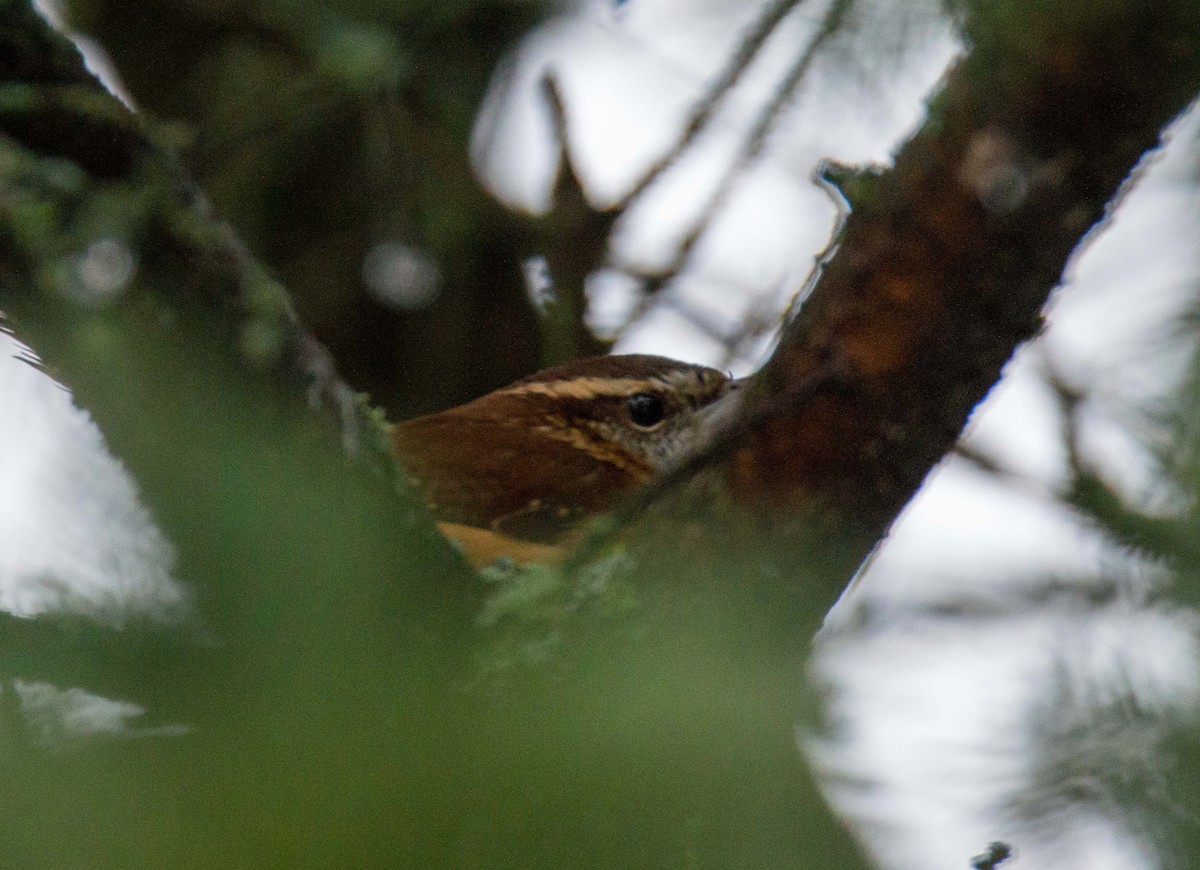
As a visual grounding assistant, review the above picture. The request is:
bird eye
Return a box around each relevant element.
[626,393,666,429]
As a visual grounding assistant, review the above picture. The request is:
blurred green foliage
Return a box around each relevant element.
[62,0,549,417]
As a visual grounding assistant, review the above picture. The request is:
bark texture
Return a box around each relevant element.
[729,2,1200,555]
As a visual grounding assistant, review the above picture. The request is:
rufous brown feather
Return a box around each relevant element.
[391,354,742,567]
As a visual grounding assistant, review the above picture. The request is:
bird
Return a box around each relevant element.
[390,353,743,567]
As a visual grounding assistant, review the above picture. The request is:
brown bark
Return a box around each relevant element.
[729,3,1200,555]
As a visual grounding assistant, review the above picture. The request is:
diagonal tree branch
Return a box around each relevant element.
[717,1,1200,569]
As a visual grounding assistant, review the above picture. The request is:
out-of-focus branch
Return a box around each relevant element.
[62,0,546,414]
[719,2,1200,568]
[612,0,811,212]
[598,0,850,353]
[622,0,853,301]
[0,0,472,578]
[530,74,614,365]
[1040,354,1200,564]
[529,0,834,359]
[2,3,359,451]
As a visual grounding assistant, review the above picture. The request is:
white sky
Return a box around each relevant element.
[0,330,187,626]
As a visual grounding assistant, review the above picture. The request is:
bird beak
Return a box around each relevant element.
[689,375,750,453]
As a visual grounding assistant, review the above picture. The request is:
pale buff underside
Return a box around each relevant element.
[437,521,568,567]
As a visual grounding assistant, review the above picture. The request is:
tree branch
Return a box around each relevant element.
[719,2,1200,569]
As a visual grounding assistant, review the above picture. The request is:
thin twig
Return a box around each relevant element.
[613,0,810,212]
[534,73,616,362]
[952,442,1063,503]
[614,0,856,333]
[661,292,742,344]
[1037,348,1087,485]
[717,298,784,368]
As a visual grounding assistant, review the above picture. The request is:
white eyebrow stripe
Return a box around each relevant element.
[499,377,662,400]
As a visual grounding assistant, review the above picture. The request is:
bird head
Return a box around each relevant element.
[392,354,743,566]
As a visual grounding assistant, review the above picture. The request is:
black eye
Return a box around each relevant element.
[626,393,666,428]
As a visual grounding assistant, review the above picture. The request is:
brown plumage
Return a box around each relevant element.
[391,354,739,567]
